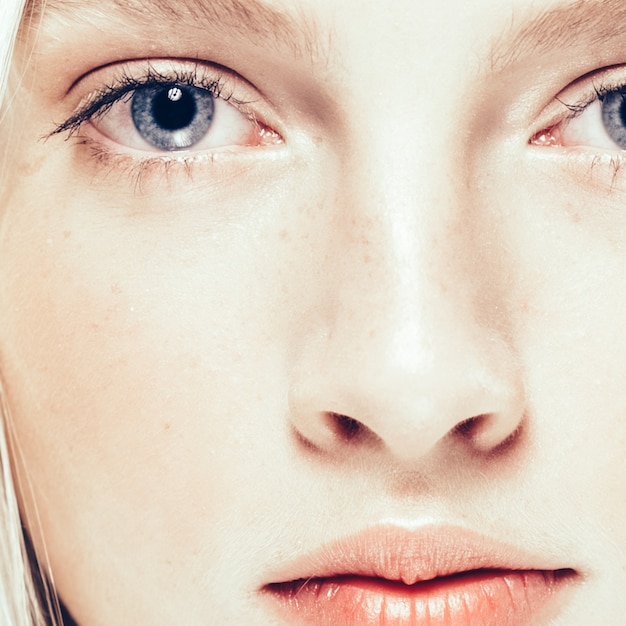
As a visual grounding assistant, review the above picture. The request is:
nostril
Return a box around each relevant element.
[328,412,365,442]
[452,412,524,454]
[454,415,483,438]
[290,410,376,456]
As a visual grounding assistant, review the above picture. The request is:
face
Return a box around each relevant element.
[3,0,626,623]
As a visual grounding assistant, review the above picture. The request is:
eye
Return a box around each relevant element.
[52,64,282,156]
[535,81,626,152]
[93,82,263,152]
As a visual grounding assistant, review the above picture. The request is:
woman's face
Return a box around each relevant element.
[3,0,626,623]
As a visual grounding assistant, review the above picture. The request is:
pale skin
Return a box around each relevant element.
[3,0,626,623]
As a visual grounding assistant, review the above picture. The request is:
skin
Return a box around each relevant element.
[2,0,626,622]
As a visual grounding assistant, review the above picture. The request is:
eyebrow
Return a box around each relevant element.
[26,0,624,74]
[491,0,626,71]
[27,0,321,59]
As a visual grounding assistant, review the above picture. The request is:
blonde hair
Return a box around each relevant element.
[0,0,57,624]
[0,0,25,106]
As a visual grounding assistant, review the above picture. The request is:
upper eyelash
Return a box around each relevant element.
[48,66,251,140]
[555,79,626,119]
[530,75,626,147]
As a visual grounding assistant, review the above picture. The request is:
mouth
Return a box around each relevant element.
[262,525,578,626]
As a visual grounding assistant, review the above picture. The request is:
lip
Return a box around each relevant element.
[262,524,577,626]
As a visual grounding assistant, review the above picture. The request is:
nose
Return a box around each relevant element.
[288,169,525,466]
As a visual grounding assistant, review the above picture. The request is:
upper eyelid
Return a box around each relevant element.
[63,57,256,96]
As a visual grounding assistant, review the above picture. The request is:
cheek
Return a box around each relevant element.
[0,172,324,612]
[504,191,626,530]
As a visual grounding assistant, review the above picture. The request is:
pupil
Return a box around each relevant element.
[151,86,197,131]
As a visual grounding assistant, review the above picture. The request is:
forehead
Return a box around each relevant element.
[23,0,625,65]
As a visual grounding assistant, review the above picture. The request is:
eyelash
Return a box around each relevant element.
[557,82,625,123]
[53,67,241,135]
[534,74,626,143]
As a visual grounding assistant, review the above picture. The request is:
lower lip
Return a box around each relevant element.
[266,569,571,626]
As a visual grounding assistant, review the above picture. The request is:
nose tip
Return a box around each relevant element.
[289,327,525,465]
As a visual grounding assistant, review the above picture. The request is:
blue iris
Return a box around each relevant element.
[601,90,626,149]
[131,84,215,151]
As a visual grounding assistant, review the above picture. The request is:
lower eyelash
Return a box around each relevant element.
[70,133,268,194]
[589,152,626,189]
[75,134,215,190]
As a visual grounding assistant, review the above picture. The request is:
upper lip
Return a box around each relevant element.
[264,523,575,587]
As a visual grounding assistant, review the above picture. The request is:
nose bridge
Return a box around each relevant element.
[331,139,493,359]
